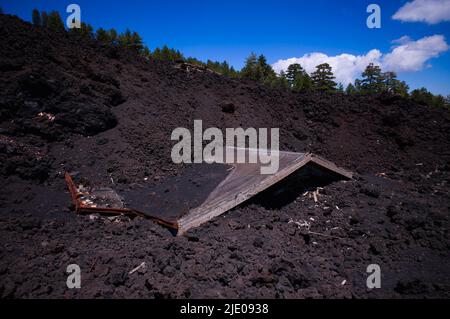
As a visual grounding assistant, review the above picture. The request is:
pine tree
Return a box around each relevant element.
[220,61,231,76]
[152,47,162,60]
[337,83,344,93]
[185,57,203,66]
[130,31,144,52]
[206,60,218,71]
[345,83,357,95]
[81,23,94,38]
[311,63,336,91]
[411,87,434,106]
[274,71,289,89]
[285,64,302,86]
[410,87,446,108]
[161,45,171,60]
[41,11,49,28]
[229,66,239,78]
[240,53,258,80]
[256,55,277,84]
[142,46,151,58]
[361,63,384,93]
[47,11,65,32]
[432,95,446,108]
[241,53,276,85]
[382,71,409,97]
[32,9,41,26]
[118,29,132,47]
[151,45,184,61]
[285,63,311,91]
[174,49,183,61]
[396,81,409,98]
[108,29,118,45]
[96,28,109,42]
[69,22,93,38]
[354,79,362,92]
[182,57,238,78]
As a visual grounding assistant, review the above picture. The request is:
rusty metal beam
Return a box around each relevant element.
[64,172,179,230]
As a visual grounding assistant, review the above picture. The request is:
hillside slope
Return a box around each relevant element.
[1,14,449,298]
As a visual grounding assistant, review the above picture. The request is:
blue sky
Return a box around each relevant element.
[2,0,450,95]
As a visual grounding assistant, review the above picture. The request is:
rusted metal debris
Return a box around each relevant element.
[64,172,179,229]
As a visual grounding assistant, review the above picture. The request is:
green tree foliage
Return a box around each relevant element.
[240,53,277,85]
[358,64,409,96]
[142,46,151,59]
[345,83,357,95]
[107,29,118,45]
[410,87,447,108]
[70,22,94,38]
[285,63,302,84]
[96,28,109,42]
[151,45,184,61]
[26,8,445,104]
[284,63,311,91]
[151,47,162,60]
[130,31,144,52]
[47,11,65,32]
[240,53,258,80]
[163,45,183,61]
[311,63,336,91]
[225,63,239,78]
[256,55,277,85]
[82,23,94,38]
[117,29,132,48]
[182,57,239,77]
[273,71,289,89]
[204,60,239,77]
[360,63,384,93]
[41,11,49,28]
[95,27,143,49]
[382,71,409,97]
[32,9,41,26]
[336,83,344,93]
[32,9,67,32]
[354,79,362,92]
[185,57,204,66]
[411,87,433,105]
[433,94,446,108]
[115,29,144,52]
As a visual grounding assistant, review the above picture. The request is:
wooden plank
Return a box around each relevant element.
[177,149,352,235]
[310,155,353,179]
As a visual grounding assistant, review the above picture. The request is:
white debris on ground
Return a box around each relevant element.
[36,112,55,122]
[288,218,311,231]
[129,262,146,275]
[75,184,125,209]
[289,186,346,240]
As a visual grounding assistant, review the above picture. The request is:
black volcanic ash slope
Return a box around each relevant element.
[0,14,450,298]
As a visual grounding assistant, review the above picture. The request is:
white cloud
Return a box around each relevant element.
[272,50,382,85]
[393,0,450,24]
[383,35,449,72]
[271,35,449,85]
[391,35,412,45]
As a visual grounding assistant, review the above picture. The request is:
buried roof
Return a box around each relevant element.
[65,148,352,235]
